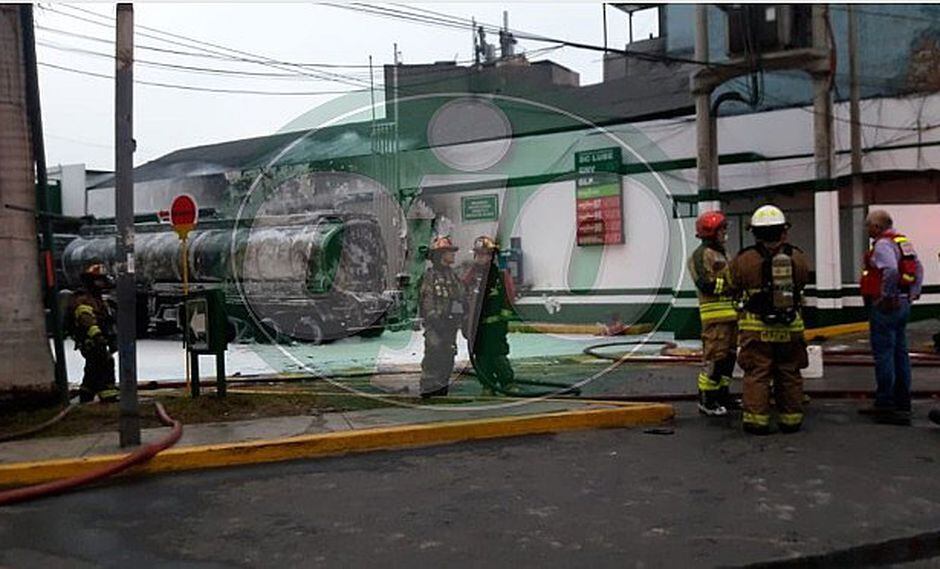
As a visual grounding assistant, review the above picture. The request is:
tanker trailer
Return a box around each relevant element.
[62,211,393,343]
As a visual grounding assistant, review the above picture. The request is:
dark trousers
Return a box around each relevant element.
[472,322,514,390]
[869,302,913,411]
[81,347,116,399]
[421,320,459,395]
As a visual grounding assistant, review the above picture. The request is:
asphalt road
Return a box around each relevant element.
[4,401,940,569]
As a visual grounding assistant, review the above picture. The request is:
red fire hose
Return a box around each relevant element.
[0,401,182,506]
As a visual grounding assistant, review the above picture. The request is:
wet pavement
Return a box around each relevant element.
[3,399,940,568]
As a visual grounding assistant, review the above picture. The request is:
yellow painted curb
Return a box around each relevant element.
[804,321,869,341]
[0,404,673,489]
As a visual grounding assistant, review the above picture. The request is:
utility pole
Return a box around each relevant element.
[811,4,842,312]
[848,5,866,279]
[694,5,720,213]
[115,3,139,447]
[0,6,56,405]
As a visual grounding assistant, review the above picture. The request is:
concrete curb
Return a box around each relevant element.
[0,403,673,489]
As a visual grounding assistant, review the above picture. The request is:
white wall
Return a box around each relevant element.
[511,177,670,293]
[881,204,940,287]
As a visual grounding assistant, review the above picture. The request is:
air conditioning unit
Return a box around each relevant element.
[725,5,812,57]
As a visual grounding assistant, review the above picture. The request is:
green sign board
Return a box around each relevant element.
[461,194,499,221]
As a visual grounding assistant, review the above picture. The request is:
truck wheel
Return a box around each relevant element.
[258,317,287,344]
[359,326,384,339]
[293,316,326,345]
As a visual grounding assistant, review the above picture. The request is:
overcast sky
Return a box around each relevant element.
[34,3,657,171]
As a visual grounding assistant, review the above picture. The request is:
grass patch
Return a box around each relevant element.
[0,390,398,440]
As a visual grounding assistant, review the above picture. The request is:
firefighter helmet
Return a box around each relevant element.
[749,205,788,228]
[472,235,499,253]
[694,211,727,240]
[429,235,458,253]
[80,263,111,288]
[83,263,108,278]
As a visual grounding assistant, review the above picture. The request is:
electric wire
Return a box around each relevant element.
[319,2,736,69]
[42,5,374,88]
[39,62,369,96]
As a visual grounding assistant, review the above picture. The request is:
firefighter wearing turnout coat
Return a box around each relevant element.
[463,235,516,395]
[727,206,811,435]
[419,236,466,398]
[68,264,119,403]
[688,210,738,416]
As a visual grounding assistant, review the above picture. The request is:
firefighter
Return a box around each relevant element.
[68,263,119,403]
[463,235,516,395]
[688,210,738,416]
[727,205,811,435]
[418,236,465,398]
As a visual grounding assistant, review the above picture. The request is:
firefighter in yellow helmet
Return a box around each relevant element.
[67,263,119,403]
[688,210,738,416]
[727,205,811,435]
[462,235,516,395]
[418,236,465,398]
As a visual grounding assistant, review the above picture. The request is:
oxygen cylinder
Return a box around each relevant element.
[771,252,795,311]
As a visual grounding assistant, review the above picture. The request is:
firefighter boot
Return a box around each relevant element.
[717,385,741,411]
[698,390,728,417]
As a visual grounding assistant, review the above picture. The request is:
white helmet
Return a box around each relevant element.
[749,205,788,228]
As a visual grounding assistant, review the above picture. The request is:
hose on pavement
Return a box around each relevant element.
[0,401,182,507]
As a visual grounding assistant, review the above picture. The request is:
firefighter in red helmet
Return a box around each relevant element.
[418,236,465,398]
[67,263,119,403]
[688,210,738,416]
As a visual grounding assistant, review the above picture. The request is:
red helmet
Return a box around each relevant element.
[695,210,727,240]
[429,235,458,253]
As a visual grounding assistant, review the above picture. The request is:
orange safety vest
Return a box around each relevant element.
[860,230,919,298]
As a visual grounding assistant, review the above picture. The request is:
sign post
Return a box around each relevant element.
[167,194,198,393]
[575,148,624,246]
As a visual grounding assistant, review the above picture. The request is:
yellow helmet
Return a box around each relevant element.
[472,235,499,252]
[749,205,788,228]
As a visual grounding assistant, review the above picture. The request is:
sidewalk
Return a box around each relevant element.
[0,397,673,488]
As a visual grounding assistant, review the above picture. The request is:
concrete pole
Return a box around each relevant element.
[0,6,56,405]
[115,3,139,447]
[848,5,866,282]
[811,4,842,314]
[20,5,69,402]
[694,5,720,213]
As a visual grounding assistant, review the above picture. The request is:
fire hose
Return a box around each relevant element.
[0,401,182,507]
[584,341,940,366]
[0,403,77,443]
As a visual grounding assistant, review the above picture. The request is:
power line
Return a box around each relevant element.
[728,76,940,133]
[37,40,366,80]
[38,61,369,96]
[43,5,374,88]
[320,3,731,69]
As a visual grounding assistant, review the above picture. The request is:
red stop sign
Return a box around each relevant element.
[170,194,198,236]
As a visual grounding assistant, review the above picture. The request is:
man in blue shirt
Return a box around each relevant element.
[859,210,924,425]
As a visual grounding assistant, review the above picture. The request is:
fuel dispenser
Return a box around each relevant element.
[183,288,228,397]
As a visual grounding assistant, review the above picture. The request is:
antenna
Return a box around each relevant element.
[472,17,479,66]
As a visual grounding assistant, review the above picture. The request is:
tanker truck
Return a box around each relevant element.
[61,211,393,343]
